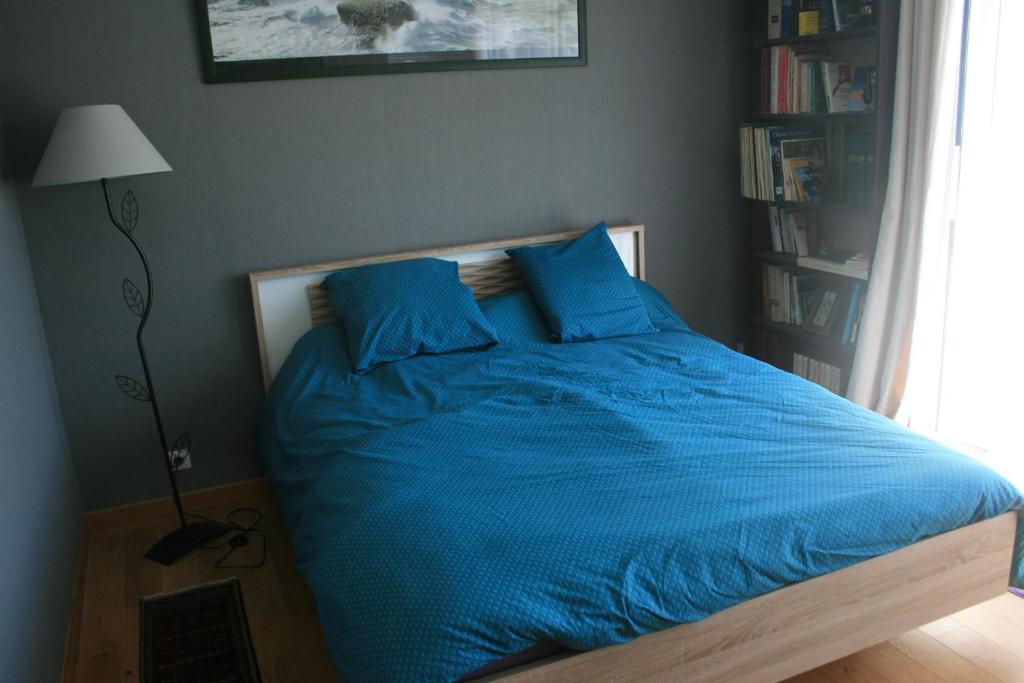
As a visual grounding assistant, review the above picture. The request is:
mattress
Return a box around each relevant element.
[260,286,1023,682]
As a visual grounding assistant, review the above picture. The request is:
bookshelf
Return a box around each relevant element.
[741,0,900,396]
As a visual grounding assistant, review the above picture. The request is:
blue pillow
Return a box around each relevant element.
[477,289,552,347]
[324,258,498,373]
[632,279,690,332]
[506,222,656,342]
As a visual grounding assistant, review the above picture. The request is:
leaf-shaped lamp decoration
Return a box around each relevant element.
[170,432,191,469]
[115,374,151,402]
[121,189,139,233]
[122,278,146,317]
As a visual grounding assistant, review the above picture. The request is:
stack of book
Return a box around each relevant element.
[740,124,828,203]
[759,49,877,115]
[762,265,865,347]
[768,0,877,39]
[741,123,875,206]
[793,353,843,393]
[768,206,817,255]
[762,264,821,325]
[795,251,870,279]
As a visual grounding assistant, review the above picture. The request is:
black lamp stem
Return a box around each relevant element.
[100,178,185,528]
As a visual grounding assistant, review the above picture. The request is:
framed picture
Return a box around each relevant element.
[196,0,587,83]
[801,281,852,338]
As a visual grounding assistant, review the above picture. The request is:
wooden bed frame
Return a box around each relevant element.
[248,225,1019,682]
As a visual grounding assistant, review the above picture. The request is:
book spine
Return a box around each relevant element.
[778,47,790,114]
[769,0,783,39]
[771,47,780,114]
[781,210,796,253]
[797,0,820,36]
[819,0,835,32]
[840,281,862,346]
[768,205,784,252]
[740,126,749,198]
[761,49,771,113]
[781,0,795,38]
[821,62,834,112]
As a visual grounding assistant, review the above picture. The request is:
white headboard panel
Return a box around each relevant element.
[249,224,645,390]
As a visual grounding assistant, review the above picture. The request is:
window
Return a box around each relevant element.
[926,0,1023,487]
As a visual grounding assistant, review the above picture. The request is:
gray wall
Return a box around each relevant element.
[0,1,745,510]
[0,124,82,682]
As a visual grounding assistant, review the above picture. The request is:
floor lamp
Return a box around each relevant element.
[32,105,228,566]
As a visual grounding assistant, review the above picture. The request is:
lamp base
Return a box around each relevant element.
[144,521,231,566]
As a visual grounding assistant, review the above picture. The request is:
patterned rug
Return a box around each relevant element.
[140,577,261,682]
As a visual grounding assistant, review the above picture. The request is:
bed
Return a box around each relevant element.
[250,225,1023,682]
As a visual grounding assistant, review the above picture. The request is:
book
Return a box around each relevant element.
[818,0,835,32]
[791,273,820,324]
[780,213,797,253]
[795,255,869,279]
[777,47,791,113]
[831,0,846,31]
[740,124,829,203]
[848,66,877,112]
[849,288,866,344]
[792,53,827,112]
[768,125,824,201]
[789,211,814,256]
[802,281,853,339]
[780,136,827,200]
[821,62,852,112]
[763,265,819,324]
[781,0,796,38]
[791,158,829,203]
[768,208,818,255]
[833,0,875,30]
[768,205,784,252]
[840,281,862,346]
[768,0,782,39]
[760,48,771,113]
[797,0,821,36]
[855,0,876,28]
[809,61,826,112]
[792,353,843,393]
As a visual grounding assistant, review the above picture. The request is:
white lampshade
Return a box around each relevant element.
[32,105,172,187]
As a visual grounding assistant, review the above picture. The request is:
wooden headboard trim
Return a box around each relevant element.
[250,224,645,390]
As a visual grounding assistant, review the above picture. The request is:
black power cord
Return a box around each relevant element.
[189,507,267,569]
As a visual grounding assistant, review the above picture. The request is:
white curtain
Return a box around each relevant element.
[846,0,965,416]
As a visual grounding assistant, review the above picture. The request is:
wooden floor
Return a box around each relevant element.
[64,480,1024,682]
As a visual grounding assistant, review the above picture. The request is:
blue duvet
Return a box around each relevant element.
[261,284,1022,683]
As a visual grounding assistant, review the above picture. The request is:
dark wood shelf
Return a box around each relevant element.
[749,317,856,363]
[752,251,870,280]
[755,26,879,48]
[742,196,869,211]
[748,112,876,123]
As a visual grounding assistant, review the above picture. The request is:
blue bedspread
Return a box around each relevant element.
[261,287,1022,683]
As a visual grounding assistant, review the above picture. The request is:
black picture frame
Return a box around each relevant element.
[195,0,587,84]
